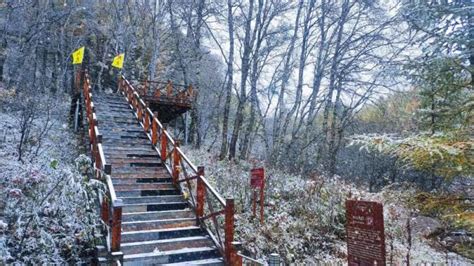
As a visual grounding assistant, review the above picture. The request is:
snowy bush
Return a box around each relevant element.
[2,156,103,264]
[184,146,473,264]
[0,96,103,264]
[186,148,351,263]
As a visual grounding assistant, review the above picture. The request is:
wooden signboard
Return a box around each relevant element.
[346,200,386,266]
[250,168,265,224]
[250,168,264,188]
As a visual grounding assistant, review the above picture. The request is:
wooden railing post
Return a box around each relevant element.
[144,109,150,132]
[111,205,122,252]
[151,112,158,146]
[127,87,132,103]
[172,141,181,184]
[137,101,143,121]
[101,196,110,226]
[161,126,167,162]
[196,166,206,218]
[225,198,235,264]
[133,94,137,111]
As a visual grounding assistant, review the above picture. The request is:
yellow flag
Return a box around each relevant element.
[111,53,125,69]
[72,46,85,65]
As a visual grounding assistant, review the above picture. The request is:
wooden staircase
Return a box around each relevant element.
[78,71,242,265]
[93,94,223,265]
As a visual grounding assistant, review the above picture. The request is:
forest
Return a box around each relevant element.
[0,0,472,265]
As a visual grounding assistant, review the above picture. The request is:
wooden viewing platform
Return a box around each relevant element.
[130,79,196,123]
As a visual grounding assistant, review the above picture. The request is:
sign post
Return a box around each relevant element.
[346,200,386,266]
[250,168,265,224]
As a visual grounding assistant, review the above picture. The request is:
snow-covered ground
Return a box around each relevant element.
[0,93,102,264]
[0,87,470,264]
[184,147,473,265]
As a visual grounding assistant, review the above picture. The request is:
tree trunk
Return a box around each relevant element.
[240,0,265,160]
[219,0,235,160]
[320,0,349,174]
[228,0,255,160]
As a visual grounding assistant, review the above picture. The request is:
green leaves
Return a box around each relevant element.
[349,131,473,180]
[49,159,59,170]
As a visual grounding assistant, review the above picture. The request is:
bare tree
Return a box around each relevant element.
[219,0,235,160]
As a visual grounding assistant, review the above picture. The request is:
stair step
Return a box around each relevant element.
[120,195,183,205]
[103,107,130,111]
[123,247,221,265]
[106,153,158,159]
[112,172,170,178]
[96,236,213,256]
[112,177,172,185]
[121,226,204,243]
[98,116,137,122]
[108,161,163,168]
[101,100,130,104]
[101,132,146,137]
[104,146,155,151]
[100,129,144,134]
[114,183,175,191]
[112,172,169,179]
[97,101,129,106]
[109,160,162,167]
[129,162,162,167]
[102,140,151,145]
[122,202,188,213]
[108,158,161,164]
[107,153,159,159]
[122,217,196,232]
[116,188,179,197]
[100,121,140,126]
[111,168,169,174]
[162,258,224,266]
[123,209,195,222]
[102,141,153,152]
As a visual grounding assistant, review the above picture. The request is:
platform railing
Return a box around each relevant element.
[130,78,195,106]
[118,75,241,265]
[79,70,123,263]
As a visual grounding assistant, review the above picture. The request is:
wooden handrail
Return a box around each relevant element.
[133,78,190,88]
[79,70,123,261]
[130,78,196,103]
[176,147,226,207]
[118,75,238,265]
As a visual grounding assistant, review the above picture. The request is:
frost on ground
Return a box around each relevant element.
[184,147,473,265]
[0,92,103,264]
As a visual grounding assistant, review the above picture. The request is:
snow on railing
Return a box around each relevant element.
[119,75,241,265]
